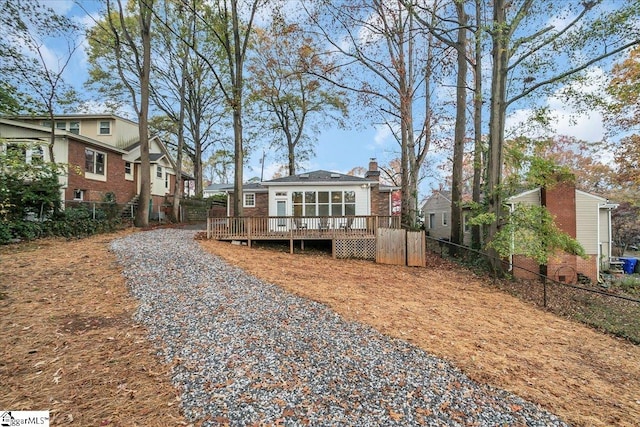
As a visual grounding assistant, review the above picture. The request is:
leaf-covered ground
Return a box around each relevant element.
[198,238,640,427]
[1,229,639,426]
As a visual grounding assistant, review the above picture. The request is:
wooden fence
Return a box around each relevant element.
[376,229,426,266]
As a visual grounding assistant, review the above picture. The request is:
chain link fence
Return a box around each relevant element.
[427,236,640,344]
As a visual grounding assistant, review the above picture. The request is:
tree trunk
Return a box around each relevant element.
[231,0,244,218]
[134,0,153,228]
[194,140,203,197]
[486,0,509,270]
[471,0,483,250]
[172,29,189,222]
[48,109,56,163]
[450,2,468,249]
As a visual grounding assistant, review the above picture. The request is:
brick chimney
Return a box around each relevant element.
[365,158,380,181]
[540,173,576,238]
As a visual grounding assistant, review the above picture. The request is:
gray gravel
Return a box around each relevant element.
[110,228,568,426]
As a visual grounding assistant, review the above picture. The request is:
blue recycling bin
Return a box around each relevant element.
[619,257,638,274]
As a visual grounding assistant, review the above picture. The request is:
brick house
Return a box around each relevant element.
[421,177,617,284]
[0,115,177,218]
[221,160,400,225]
[506,179,617,284]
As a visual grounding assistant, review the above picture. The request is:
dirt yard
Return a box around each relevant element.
[1,229,639,426]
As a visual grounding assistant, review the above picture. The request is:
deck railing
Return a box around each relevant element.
[206,215,401,240]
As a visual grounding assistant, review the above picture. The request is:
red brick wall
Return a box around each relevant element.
[66,139,136,204]
[227,192,268,217]
[513,253,598,284]
[512,255,541,280]
[370,187,381,216]
[576,255,598,283]
[541,180,576,238]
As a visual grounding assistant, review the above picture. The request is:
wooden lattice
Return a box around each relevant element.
[334,238,376,260]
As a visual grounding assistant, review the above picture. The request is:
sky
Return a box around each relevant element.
[40,0,613,202]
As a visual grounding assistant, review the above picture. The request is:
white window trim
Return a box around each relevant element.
[244,193,256,208]
[73,189,84,201]
[98,120,111,135]
[125,162,133,181]
[69,121,80,134]
[85,148,107,182]
[442,212,449,226]
[156,165,163,178]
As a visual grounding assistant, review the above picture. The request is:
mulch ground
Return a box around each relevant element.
[1,229,639,427]
[197,238,640,427]
[0,230,188,426]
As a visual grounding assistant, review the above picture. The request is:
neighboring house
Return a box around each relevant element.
[507,180,617,284]
[421,190,473,244]
[0,114,177,218]
[221,159,400,225]
[421,178,617,284]
[203,183,232,198]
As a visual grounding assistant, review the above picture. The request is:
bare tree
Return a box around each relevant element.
[86,0,155,227]
[305,0,447,228]
[0,0,81,161]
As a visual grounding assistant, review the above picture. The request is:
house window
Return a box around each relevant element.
[99,121,111,135]
[69,121,80,134]
[165,172,169,189]
[125,162,132,175]
[56,121,66,130]
[463,212,471,233]
[30,146,44,164]
[156,165,162,178]
[73,189,84,201]
[292,190,356,217]
[85,148,105,175]
[244,193,256,207]
[428,213,435,229]
[442,212,448,226]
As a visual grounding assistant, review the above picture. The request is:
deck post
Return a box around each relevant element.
[290,238,293,254]
[332,239,336,259]
[206,217,211,239]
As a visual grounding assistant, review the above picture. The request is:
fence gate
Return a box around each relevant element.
[376,228,406,265]
[407,230,426,267]
[376,229,426,266]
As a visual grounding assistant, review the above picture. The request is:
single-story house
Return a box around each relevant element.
[220,159,400,229]
[421,190,473,244]
[203,183,232,198]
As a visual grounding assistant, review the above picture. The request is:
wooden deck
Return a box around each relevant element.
[206,215,401,254]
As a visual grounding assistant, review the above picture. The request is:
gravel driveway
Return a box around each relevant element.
[111,229,567,426]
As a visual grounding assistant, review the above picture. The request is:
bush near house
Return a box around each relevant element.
[0,147,121,244]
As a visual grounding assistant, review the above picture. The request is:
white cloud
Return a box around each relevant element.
[41,0,74,15]
[373,124,393,146]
